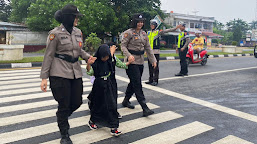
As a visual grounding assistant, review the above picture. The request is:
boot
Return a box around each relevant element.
[139,101,154,117]
[60,134,73,144]
[122,97,135,109]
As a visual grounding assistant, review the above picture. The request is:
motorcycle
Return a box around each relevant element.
[186,43,208,66]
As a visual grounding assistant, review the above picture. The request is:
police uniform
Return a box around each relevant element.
[176,31,190,75]
[40,5,90,144]
[121,23,157,116]
[147,27,177,84]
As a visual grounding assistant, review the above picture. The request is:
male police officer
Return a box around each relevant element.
[146,20,182,86]
[175,23,190,76]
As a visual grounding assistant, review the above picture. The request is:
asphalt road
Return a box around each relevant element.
[0,56,257,144]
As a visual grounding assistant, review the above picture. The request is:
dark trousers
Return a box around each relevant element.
[49,76,83,135]
[125,64,147,108]
[148,54,159,83]
[178,48,188,74]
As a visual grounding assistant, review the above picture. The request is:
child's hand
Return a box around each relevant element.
[110,45,117,55]
[128,56,135,63]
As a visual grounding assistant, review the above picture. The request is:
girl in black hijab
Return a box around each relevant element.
[86,44,122,136]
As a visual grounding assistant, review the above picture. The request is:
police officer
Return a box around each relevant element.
[175,23,190,76]
[40,4,96,144]
[121,13,157,117]
[146,20,183,86]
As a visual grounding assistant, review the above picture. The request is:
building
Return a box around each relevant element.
[162,12,223,48]
[0,22,47,52]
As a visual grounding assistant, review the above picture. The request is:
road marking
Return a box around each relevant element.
[0,75,41,80]
[0,71,41,77]
[0,68,41,73]
[153,66,257,82]
[116,75,257,124]
[0,81,91,91]
[0,97,138,127]
[0,85,92,97]
[43,111,180,144]
[212,135,254,144]
[0,103,160,144]
[131,121,214,144]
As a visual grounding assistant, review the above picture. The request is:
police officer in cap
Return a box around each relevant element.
[146,20,183,86]
[121,13,157,117]
[175,23,190,76]
[40,4,96,144]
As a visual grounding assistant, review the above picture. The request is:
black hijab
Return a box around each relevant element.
[92,44,113,77]
[54,10,76,34]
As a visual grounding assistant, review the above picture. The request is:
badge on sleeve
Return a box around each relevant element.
[124,33,128,38]
[49,34,55,41]
[79,42,82,47]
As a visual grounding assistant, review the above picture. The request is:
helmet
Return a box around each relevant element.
[178,21,186,27]
[195,31,202,35]
[150,19,158,26]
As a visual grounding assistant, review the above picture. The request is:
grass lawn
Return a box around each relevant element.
[0,57,44,64]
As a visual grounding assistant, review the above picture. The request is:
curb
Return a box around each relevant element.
[0,53,254,69]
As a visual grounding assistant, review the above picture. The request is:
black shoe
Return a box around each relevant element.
[145,81,153,84]
[118,113,122,119]
[151,82,158,86]
[60,134,73,144]
[110,128,122,136]
[88,120,98,130]
[175,73,188,77]
[143,109,154,117]
[122,98,135,109]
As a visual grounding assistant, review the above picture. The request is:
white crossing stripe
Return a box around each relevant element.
[0,85,92,97]
[0,103,160,144]
[0,69,41,74]
[131,121,214,144]
[0,81,91,91]
[0,71,41,77]
[0,97,137,127]
[212,135,254,144]
[43,111,180,144]
[117,75,257,124]
[0,93,92,114]
[0,75,40,81]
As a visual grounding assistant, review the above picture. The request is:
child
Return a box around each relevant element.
[86,44,121,136]
[107,42,133,119]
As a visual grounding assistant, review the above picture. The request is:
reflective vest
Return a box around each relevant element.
[148,30,160,49]
[177,32,185,48]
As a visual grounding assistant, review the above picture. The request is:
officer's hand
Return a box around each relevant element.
[152,62,157,69]
[128,57,134,63]
[176,48,178,54]
[181,48,185,52]
[40,79,47,92]
[128,55,135,62]
[88,56,96,65]
[176,24,182,29]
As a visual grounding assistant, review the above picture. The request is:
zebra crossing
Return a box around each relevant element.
[0,68,254,144]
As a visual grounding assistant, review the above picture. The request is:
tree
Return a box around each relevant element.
[9,0,37,23]
[85,32,102,54]
[226,19,249,42]
[0,0,11,22]
[250,20,257,30]
[26,0,68,31]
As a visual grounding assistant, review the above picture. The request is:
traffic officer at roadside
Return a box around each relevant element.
[146,20,182,86]
[40,4,96,144]
[121,13,157,117]
[175,23,190,76]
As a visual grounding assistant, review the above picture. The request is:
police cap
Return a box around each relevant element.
[62,4,83,16]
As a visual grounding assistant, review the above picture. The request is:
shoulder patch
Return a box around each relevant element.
[49,34,55,41]
[124,33,128,38]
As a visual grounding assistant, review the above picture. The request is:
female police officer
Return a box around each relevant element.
[40,4,96,144]
[121,13,157,117]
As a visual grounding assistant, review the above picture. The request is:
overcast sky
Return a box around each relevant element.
[160,0,256,24]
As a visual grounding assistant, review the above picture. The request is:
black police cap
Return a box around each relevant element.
[133,13,146,21]
[62,4,83,16]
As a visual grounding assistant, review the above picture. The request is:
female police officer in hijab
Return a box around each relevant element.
[121,13,157,117]
[40,4,96,144]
